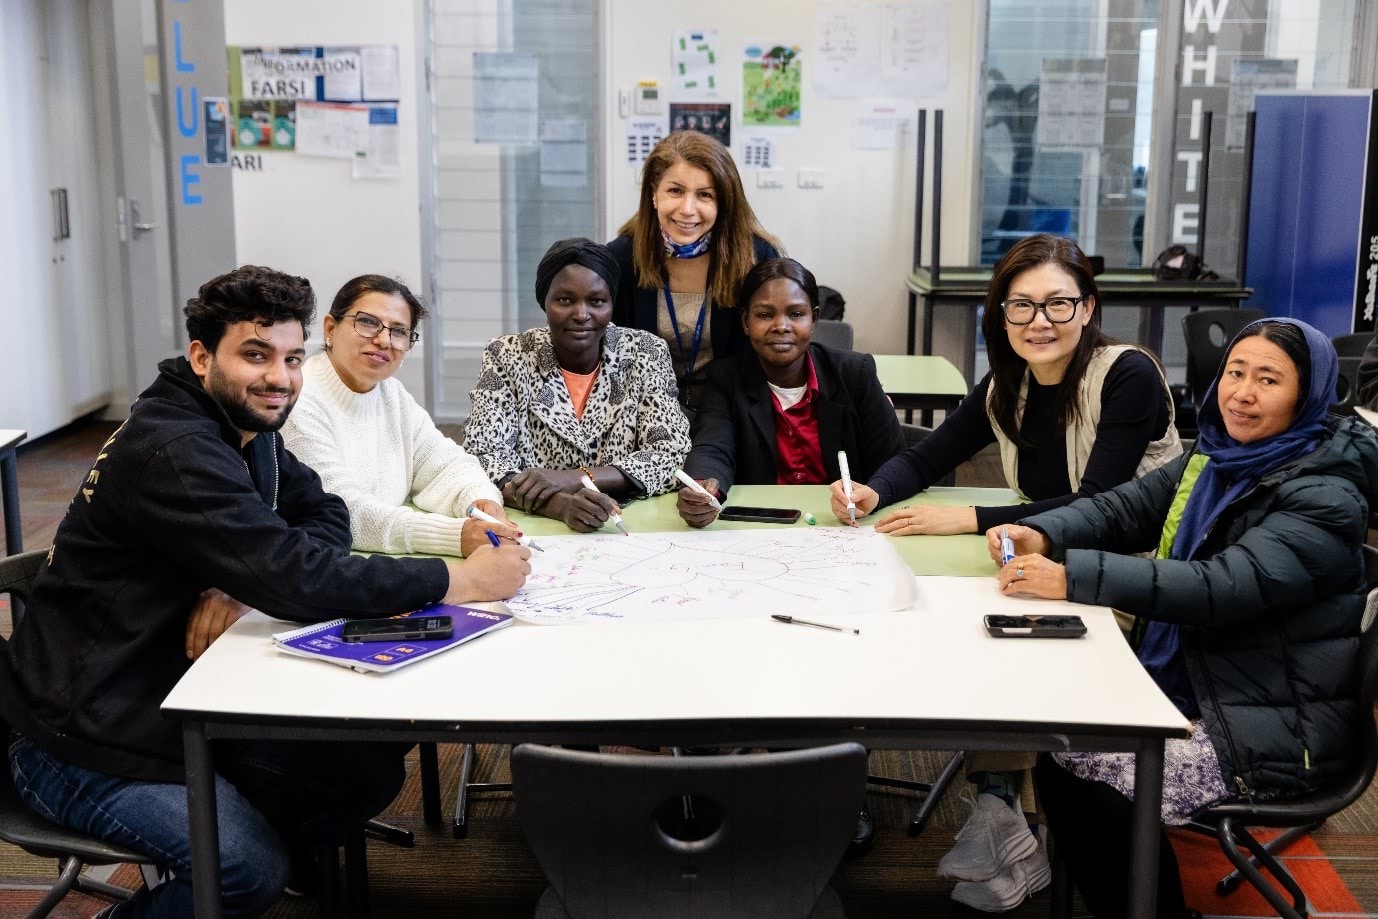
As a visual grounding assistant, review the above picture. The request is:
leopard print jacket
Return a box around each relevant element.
[463,324,691,496]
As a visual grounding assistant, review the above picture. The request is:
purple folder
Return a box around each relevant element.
[272,604,513,673]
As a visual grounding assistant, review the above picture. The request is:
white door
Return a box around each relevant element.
[94,0,181,408]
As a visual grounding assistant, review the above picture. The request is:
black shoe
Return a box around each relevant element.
[847,808,875,858]
[282,846,319,898]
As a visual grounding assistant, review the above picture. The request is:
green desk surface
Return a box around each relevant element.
[872,354,968,398]
[906,266,1250,298]
[505,484,1019,578]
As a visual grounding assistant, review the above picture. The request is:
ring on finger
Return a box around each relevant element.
[1015,567,1024,579]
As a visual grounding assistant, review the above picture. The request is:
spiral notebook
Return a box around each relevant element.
[272,604,513,673]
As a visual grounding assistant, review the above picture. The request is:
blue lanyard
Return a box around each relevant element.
[663,283,708,396]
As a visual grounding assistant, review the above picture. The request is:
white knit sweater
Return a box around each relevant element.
[282,353,501,556]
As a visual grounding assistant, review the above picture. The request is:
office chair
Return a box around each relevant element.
[813,319,855,351]
[0,550,154,917]
[1331,333,1369,415]
[511,742,867,919]
[1180,543,1378,918]
[1181,307,1265,404]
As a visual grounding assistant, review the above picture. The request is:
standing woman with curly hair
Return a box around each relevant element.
[608,130,783,409]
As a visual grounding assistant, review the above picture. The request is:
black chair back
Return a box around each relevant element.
[511,742,867,919]
[812,320,854,352]
[1331,334,1370,415]
[1181,308,1265,406]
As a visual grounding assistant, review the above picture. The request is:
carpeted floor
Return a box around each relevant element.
[3,419,1378,918]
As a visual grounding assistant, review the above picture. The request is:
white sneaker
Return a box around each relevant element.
[950,827,1051,913]
[937,792,1037,882]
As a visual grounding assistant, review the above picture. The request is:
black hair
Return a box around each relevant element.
[329,275,428,329]
[184,265,316,353]
[979,234,1111,446]
[1231,320,1311,397]
[738,257,820,312]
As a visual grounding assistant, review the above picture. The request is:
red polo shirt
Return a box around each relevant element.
[771,354,827,485]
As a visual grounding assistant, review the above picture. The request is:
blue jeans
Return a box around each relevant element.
[9,734,407,918]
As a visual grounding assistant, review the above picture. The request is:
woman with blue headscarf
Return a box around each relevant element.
[989,318,1378,917]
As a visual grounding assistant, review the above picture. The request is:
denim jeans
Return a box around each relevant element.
[9,734,407,918]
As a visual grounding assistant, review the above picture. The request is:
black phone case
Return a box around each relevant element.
[718,507,801,524]
[983,615,1086,639]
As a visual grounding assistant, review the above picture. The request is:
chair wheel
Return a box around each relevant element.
[1217,876,1241,896]
[452,823,468,840]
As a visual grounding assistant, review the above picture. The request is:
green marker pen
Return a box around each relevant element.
[804,512,817,525]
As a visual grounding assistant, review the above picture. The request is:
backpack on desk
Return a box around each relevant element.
[1151,245,1219,282]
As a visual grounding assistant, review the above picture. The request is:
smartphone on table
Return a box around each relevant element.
[341,615,453,643]
[983,614,1086,639]
[717,506,802,524]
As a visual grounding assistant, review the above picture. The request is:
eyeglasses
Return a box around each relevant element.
[1000,297,1084,325]
[343,311,419,351]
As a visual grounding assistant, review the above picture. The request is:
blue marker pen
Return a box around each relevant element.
[1000,528,1015,565]
[485,528,502,549]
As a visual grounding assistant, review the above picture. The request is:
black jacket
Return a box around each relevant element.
[606,233,781,361]
[1026,415,1378,797]
[0,358,449,782]
[683,343,905,495]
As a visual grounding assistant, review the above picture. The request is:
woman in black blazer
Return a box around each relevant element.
[607,131,782,408]
[678,258,904,525]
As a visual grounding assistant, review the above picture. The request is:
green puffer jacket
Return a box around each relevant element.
[1023,414,1378,799]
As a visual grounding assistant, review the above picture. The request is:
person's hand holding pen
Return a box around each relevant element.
[828,480,879,526]
[984,524,1050,563]
[676,472,722,528]
[459,498,521,556]
[556,488,622,533]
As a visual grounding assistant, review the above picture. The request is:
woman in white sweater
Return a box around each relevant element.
[282,275,520,557]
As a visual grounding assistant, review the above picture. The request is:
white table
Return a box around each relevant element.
[164,575,1189,919]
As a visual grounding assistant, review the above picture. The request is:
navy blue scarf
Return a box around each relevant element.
[1171,318,1338,560]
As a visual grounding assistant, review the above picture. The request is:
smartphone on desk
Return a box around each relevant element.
[984,614,1086,639]
[718,505,802,524]
[341,615,453,643]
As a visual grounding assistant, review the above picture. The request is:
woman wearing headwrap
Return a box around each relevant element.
[282,274,522,558]
[990,318,1378,917]
[464,238,692,532]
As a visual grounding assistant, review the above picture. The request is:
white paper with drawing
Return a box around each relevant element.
[505,528,915,624]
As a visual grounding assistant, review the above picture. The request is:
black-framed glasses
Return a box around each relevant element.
[344,311,420,351]
[1000,296,1084,325]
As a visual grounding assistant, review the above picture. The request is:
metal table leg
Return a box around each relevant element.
[1126,738,1165,919]
[184,722,224,919]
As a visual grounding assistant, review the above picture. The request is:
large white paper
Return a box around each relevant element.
[851,99,907,149]
[673,29,721,94]
[361,45,401,101]
[353,106,401,179]
[1226,59,1297,150]
[473,52,539,144]
[505,528,917,625]
[539,119,588,188]
[1036,58,1107,150]
[814,1,949,99]
[322,48,363,102]
[294,101,368,159]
